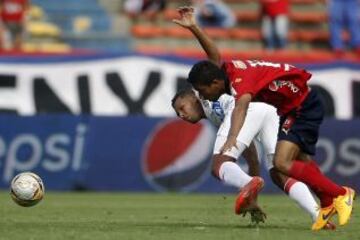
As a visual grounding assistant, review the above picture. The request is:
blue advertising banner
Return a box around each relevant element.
[0,116,359,193]
[314,120,360,189]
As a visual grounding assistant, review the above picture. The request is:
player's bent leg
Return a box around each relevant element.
[269,168,319,222]
[273,140,300,174]
[269,168,336,231]
[213,134,265,215]
[273,141,351,229]
[212,154,252,189]
[235,176,264,215]
[296,153,355,228]
[265,152,319,217]
[296,156,349,230]
[269,167,286,190]
[305,161,355,227]
[212,154,264,215]
[303,160,335,208]
[274,140,346,199]
[213,135,253,188]
[267,167,334,230]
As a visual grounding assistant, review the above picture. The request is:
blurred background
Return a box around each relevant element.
[0,0,359,193]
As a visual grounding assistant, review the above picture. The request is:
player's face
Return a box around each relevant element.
[193,79,224,101]
[173,95,204,124]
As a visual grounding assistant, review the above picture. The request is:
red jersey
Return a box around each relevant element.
[222,60,311,116]
[1,0,28,22]
[261,0,289,17]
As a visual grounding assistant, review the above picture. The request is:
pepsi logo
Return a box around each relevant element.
[142,118,216,192]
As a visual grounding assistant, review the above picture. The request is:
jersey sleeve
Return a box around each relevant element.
[217,94,235,115]
[223,61,257,99]
[231,78,256,100]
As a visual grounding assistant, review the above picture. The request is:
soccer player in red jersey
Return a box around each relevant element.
[172,6,355,230]
[172,89,335,229]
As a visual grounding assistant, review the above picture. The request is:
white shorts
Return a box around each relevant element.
[213,102,279,170]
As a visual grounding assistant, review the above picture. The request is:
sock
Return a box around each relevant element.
[308,161,335,208]
[284,178,319,222]
[218,161,252,189]
[289,160,346,198]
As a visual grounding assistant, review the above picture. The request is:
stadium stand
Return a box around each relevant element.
[28,0,130,52]
[30,0,111,33]
[127,0,359,61]
[20,4,71,53]
[6,0,356,60]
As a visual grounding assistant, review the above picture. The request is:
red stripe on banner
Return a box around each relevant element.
[145,120,203,174]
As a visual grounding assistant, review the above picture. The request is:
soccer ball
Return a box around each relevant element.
[10,172,45,207]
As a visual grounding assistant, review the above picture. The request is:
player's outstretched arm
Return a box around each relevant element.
[220,94,252,154]
[172,6,221,66]
[242,141,260,177]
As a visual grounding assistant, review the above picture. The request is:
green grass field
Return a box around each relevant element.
[0,192,358,240]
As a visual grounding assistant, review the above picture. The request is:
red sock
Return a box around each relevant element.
[308,161,335,207]
[316,191,334,208]
[289,160,346,199]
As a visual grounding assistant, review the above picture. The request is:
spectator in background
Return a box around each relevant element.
[260,0,289,50]
[328,0,360,57]
[123,0,167,22]
[193,0,236,28]
[0,0,29,51]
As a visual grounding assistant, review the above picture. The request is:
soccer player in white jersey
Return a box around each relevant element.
[172,89,335,229]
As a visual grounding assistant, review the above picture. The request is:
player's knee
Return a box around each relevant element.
[211,155,235,179]
[273,141,300,173]
[269,168,287,190]
[211,156,223,179]
[273,157,290,174]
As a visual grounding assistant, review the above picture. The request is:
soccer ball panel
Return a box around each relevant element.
[10,172,45,207]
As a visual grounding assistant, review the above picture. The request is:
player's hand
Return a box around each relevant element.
[172,6,196,28]
[220,136,237,154]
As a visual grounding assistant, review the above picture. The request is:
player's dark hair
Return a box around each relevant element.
[187,60,226,86]
[171,88,195,108]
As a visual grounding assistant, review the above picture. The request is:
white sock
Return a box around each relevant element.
[218,161,252,189]
[286,180,319,222]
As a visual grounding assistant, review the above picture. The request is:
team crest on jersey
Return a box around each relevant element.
[212,101,225,121]
[235,78,242,83]
[269,80,280,91]
[202,100,210,109]
[232,60,247,69]
[269,80,300,93]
